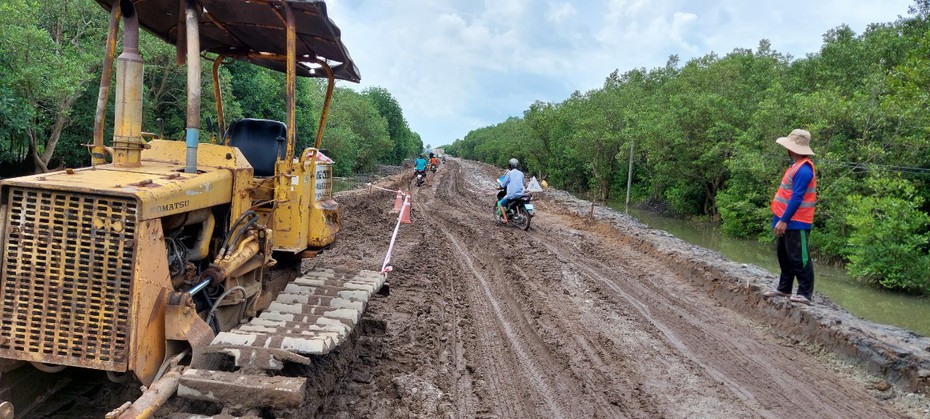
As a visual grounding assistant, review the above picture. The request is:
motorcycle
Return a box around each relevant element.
[415,170,426,187]
[429,164,437,173]
[494,188,534,230]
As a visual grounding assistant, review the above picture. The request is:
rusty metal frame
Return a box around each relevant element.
[93,0,360,82]
[313,59,335,150]
[284,3,297,173]
[211,54,229,140]
[91,3,121,166]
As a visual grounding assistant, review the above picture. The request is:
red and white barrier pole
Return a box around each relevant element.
[381,192,410,273]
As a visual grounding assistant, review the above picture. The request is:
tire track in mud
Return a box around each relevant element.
[494,231,673,417]
[313,159,911,418]
[442,159,902,418]
[437,225,564,417]
[537,237,769,415]
[444,161,662,416]
[419,160,656,417]
[449,161,663,417]
[434,166,478,419]
[579,244,795,409]
[414,164,562,417]
[526,205,904,418]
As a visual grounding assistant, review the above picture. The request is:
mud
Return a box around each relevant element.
[309,158,930,418]
[31,158,930,418]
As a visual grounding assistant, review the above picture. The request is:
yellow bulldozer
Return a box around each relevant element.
[0,0,384,417]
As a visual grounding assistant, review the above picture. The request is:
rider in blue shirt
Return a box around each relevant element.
[415,155,427,171]
[414,154,428,184]
[499,158,525,215]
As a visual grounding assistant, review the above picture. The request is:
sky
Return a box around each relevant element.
[326,0,915,147]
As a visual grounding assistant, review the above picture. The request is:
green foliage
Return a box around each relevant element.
[227,62,285,121]
[450,5,930,292]
[0,0,107,172]
[323,88,391,175]
[0,0,418,176]
[451,117,534,174]
[363,87,421,163]
[844,175,930,292]
[4,0,930,292]
[812,175,856,259]
[0,85,33,165]
[321,125,360,177]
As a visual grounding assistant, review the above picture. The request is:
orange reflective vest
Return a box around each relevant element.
[771,158,817,223]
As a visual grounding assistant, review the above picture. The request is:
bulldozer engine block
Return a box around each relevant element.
[0,187,136,371]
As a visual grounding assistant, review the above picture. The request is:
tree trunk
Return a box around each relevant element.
[28,132,49,173]
[33,91,85,174]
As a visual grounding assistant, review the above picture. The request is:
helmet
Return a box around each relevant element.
[508,158,519,169]
[429,152,435,158]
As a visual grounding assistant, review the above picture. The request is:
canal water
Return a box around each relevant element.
[333,178,356,193]
[624,208,930,337]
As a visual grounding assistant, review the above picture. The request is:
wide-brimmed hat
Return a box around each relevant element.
[776,129,815,156]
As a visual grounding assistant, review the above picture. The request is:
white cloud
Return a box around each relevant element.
[325,0,913,145]
[481,0,529,28]
[546,2,577,23]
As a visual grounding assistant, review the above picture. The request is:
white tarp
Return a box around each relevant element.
[526,176,543,192]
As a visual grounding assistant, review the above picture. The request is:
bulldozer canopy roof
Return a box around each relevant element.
[95,0,360,82]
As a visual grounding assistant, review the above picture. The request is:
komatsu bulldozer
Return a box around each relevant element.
[0,1,384,417]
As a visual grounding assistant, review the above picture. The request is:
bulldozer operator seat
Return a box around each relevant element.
[226,118,287,177]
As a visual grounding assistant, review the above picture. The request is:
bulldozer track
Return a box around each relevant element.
[171,268,385,415]
[0,268,386,418]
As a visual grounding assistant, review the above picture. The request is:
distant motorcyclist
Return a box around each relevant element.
[414,154,429,185]
[429,153,440,172]
[498,158,525,218]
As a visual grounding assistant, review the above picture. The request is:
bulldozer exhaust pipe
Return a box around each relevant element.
[184,0,201,173]
[111,0,143,168]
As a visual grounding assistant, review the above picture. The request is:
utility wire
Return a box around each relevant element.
[817,160,930,176]
[752,151,930,177]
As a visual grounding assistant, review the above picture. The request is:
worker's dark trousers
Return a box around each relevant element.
[776,229,815,299]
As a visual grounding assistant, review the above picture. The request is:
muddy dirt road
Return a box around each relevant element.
[308,159,927,418]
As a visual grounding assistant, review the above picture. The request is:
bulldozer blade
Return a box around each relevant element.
[177,369,305,408]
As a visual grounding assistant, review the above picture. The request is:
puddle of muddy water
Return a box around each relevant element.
[624,207,930,337]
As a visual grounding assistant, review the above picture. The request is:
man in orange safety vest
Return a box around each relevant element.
[764,129,817,305]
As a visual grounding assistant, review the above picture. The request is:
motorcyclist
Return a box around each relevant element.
[498,158,525,219]
[429,153,440,171]
[414,154,428,184]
